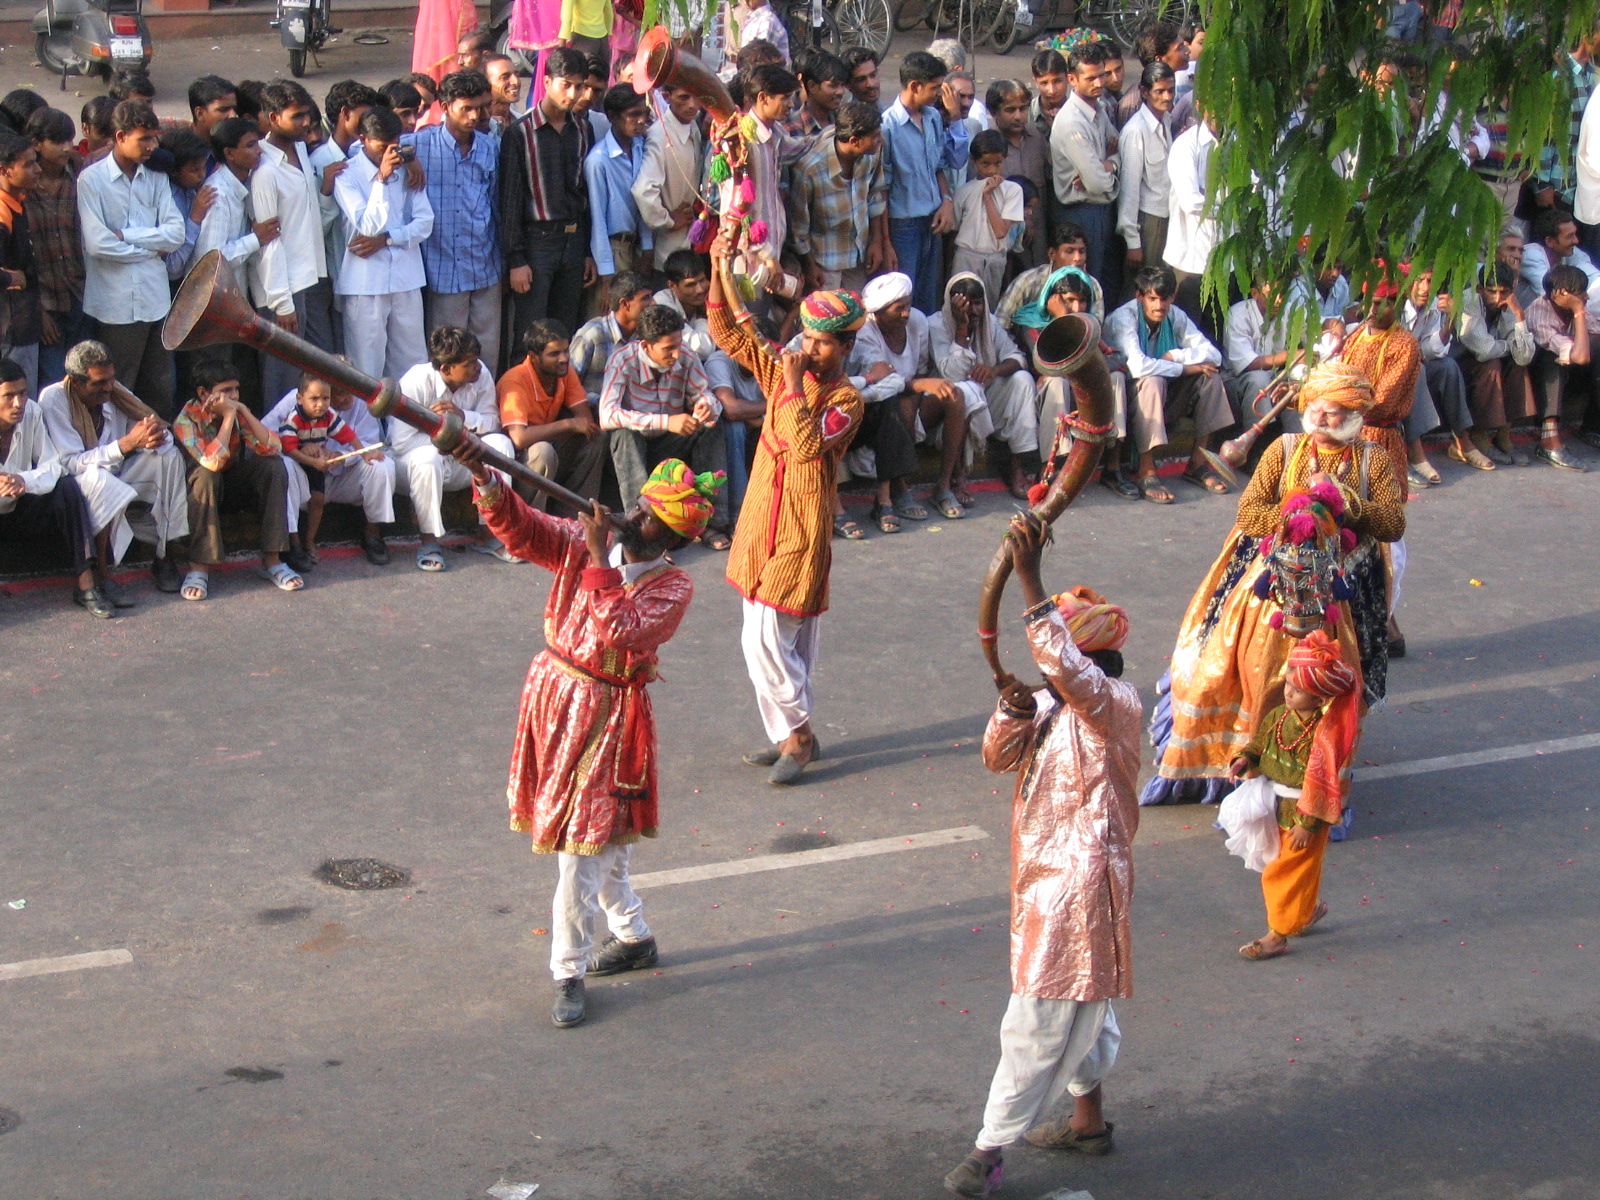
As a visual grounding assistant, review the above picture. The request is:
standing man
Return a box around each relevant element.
[454,440,719,1029]
[188,75,238,154]
[988,79,1050,270]
[483,53,524,131]
[883,51,961,317]
[789,101,888,295]
[405,71,504,373]
[707,229,864,785]
[785,50,850,149]
[500,49,594,354]
[1164,113,1221,341]
[943,516,1139,1199]
[76,100,184,419]
[632,84,704,272]
[841,47,881,106]
[1049,46,1119,283]
[0,129,43,398]
[585,84,654,299]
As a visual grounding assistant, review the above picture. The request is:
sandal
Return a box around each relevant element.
[953,480,977,508]
[1135,474,1175,504]
[1182,465,1230,494]
[1290,900,1329,937]
[1239,938,1288,960]
[180,569,209,602]
[259,562,304,592]
[931,489,964,520]
[416,543,447,571]
[832,513,866,540]
[869,503,901,534]
[468,537,520,563]
[1411,459,1442,485]
[892,495,929,521]
[700,528,732,551]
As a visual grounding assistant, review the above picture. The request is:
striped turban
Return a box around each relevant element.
[1287,629,1358,698]
[800,290,866,334]
[1052,585,1129,652]
[1297,360,1377,412]
[640,458,725,539]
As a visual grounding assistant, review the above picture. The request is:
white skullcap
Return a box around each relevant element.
[862,272,913,313]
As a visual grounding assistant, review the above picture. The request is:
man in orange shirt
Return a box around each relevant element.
[497,319,607,511]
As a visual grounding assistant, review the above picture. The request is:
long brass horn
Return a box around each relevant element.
[1199,369,1300,489]
[632,25,736,123]
[977,314,1117,689]
[163,250,618,522]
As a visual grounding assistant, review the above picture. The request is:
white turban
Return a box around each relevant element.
[862,272,913,313]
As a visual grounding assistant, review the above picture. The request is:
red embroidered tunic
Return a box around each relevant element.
[479,485,695,856]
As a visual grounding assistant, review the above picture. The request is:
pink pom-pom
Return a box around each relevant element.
[1285,512,1318,544]
[1259,536,1274,555]
[739,176,756,206]
[1339,527,1358,554]
[1268,611,1285,630]
[688,218,709,243]
[1323,606,1338,626]
[1283,493,1313,513]
[748,219,769,245]
[1308,479,1345,516]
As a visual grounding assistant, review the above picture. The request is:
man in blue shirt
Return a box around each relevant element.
[401,71,503,373]
[585,84,654,303]
[882,51,961,317]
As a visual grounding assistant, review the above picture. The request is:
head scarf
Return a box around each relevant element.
[1011,266,1096,331]
[862,272,913,314]
[1296,360,1377,412]
[1285,629,1362,825]
[800,290,866,334]
[1052,585,1130,652]
[940,271,996,367]
[640,458,725,539]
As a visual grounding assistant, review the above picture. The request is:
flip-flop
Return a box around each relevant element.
[468,538,520,563]
[1135,474,1175,504]
[700,528,732,551]
[870,503,901,534]
[416,543,447,572]
[893,496,929,521]
[180,570,209,602]
[259,562,304,592]
[953,481,977,507]
[1182,466,1230,494]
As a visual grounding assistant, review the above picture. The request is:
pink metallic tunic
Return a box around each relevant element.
[480,486,694,856]
[982,605,1143,1001]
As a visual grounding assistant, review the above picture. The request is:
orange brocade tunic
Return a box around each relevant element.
[1339,323,1421,499]
[709,302,864,618]
[478,485,694,856]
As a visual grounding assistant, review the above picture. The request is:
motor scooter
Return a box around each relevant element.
[272,0,336,78]
[33,0,151,82]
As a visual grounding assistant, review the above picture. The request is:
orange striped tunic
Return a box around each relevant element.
[1340,323,1420,500]
[709,302,864,617]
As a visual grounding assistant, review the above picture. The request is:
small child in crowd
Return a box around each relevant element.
[952,129,1025,308]
[278,373,362,563]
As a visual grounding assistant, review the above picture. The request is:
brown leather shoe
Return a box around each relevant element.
[1023,1119,1115,1154]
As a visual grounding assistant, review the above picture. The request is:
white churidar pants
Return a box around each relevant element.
[550,844,650,981]
[340,290,429,383]
[394,432,515,538]
[284,455,398,526]
[78,442,189,561]
[741,597,820,743]
[975,995,1121,1151]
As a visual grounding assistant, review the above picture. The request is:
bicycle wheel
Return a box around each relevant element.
[1107,0,1190,48]
[837,0,893,57]
[968,0,1010,48]
[783,0,841,53]
[892,0,929,32]
[990,0,1019,52]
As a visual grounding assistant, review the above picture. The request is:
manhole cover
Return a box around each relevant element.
[313,859,411,890]
[223,1067,283,1083]
[256,906,313,924]
[770,831,839,853]
[0,1106,20,1134]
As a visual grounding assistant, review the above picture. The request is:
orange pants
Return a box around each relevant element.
[1261,824,1330,936]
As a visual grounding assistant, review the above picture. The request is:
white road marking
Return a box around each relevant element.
[1360,732,1600,781]
[1385,660,1600,707]
[0,948,133,982]
[632,825,991,889]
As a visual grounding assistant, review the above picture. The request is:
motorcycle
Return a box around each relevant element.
[271,0,335,78]
[33,0,151,82]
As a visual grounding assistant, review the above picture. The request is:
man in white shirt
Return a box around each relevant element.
[1049,47,1120,282]
[1223,283,1297,433]
[1520,207,1600,302]
[1116,62,1174,274]
[1104,264,1232,502]
[76,100,184,418]
[250,81,332,404]
[1163,115,1221,342]
[393,326,516,571]
[631,86,705,271]
[333,106,434,383]
[1455,261,1537,464]
[38,338,188,594]
[309,82,384,360]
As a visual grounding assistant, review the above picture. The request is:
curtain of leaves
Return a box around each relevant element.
[1198,0,1598,342]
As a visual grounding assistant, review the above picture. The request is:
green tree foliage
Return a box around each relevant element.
[1199,0,1597,341]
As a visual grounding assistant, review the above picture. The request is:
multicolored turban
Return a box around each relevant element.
[1296,360,1377,412]
[1287,629,1358,698]
[800,289,866,334]
[640,458,725,539]
[1284,629,1363,825]
[1051,585,1129,652]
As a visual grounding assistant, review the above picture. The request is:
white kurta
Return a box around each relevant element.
[0,402,66,511]
[927,310,1038,454]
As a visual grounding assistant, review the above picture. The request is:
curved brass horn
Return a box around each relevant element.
[632,25,737,124]
[977,314,1116,689]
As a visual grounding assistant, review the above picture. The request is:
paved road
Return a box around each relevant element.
[2,438,1598,1200]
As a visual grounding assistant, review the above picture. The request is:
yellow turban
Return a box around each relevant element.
[1297,361,1377,412]
[1051,585,1129,652]
[640,459,724,539]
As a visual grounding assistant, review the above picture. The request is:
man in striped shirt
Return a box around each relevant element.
[598,303,730,546]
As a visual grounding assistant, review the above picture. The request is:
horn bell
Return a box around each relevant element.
[162,250,262,353]
[1032,313,1102,379]
[632,26,737,124]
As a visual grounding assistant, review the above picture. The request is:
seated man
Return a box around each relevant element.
[928,272,1039,500]
[1104,263,1232,501]
[173,359,300,601]
[569,271,655,407]
[599,303,731,548]
[1224,282,1296,432]
[704,344,765,523]
[998,221,1105,330]
[38,339,189,597]
[394,327,519,569]
[1520,209,1599,305]
[1454,262,1536,464]
[1402,265,1492,478]
[498,319,607,512]
[652,250,717,363]
[264,368,396,566]
[1526,263,1600,472]
[0,358,119,618]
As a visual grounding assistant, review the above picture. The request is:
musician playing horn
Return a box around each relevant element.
[1142,360,1404,810]
[452,438,724,1031]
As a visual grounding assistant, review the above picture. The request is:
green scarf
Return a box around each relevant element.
[1137,311,1179,360]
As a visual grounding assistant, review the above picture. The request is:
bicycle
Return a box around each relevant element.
[780,0,894,60]
[987,0,1192,55]
[891,0,1010,50]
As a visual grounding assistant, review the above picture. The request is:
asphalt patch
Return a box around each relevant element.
[770,831,840,853]
[313,858,411,890]
[255,906,313,924]
[0,1106,20,1134]
[222,1067,284,1084]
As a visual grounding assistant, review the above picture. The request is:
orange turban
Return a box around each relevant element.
[640,458,724,539]
[1296,360,1377,412]
[1285,630,1362,824]
[1287,629,1359,698]
[1052,586,1129,652]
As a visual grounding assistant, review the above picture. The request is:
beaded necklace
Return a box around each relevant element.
[1272,706,1323,756]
